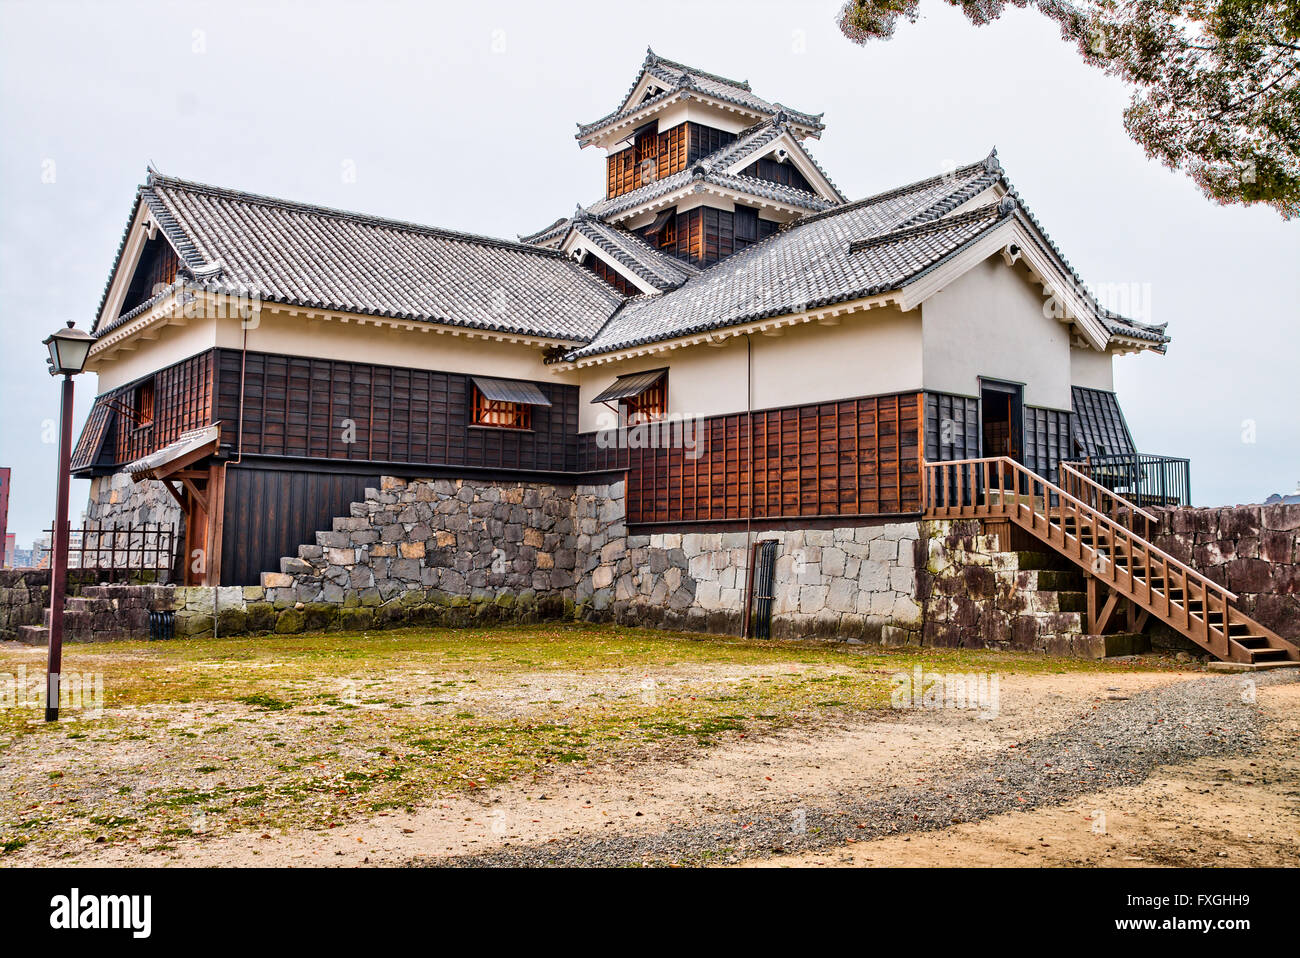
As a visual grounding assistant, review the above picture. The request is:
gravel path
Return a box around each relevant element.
[423,670,1295,867]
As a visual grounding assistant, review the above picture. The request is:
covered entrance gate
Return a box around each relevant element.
[123,425,225,586]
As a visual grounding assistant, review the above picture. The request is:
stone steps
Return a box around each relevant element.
[16,625,48,645]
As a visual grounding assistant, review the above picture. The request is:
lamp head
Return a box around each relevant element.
[43,321,93,376]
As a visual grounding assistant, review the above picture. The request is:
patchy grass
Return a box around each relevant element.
[0,623,1182,859]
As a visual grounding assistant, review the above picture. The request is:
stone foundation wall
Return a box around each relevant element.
[916,520,1094,655]
[245,476,926,641]
[0,569,130,640]
[55,476,1271,661]
[0,569,53,639]
[86,473,182,528]
[589,524,923,642]
[256,477,618,634]
[1152,503,1300,640]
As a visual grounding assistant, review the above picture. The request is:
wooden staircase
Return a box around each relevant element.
[923,457,1299,665]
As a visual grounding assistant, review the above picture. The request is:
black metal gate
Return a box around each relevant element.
[746,539,779,640]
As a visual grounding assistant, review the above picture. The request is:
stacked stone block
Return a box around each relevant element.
[1152,503,1300,641]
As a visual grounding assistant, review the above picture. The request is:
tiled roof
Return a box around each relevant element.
[93,173,624,342]
[577,49,824,143]
[988,163,1169,348]
[518,216,570,247]
[703,116,846,202]
[568,215,699,291]
[563,152,1169,359]
[585,163,836,220]
[567,162,1008,359]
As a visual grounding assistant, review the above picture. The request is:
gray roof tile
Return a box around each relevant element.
[566,162,1008,359]
[94,173,624,343]
[577,49,824,143]
[569,216,699,291]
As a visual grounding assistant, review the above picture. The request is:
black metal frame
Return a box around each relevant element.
[747,539,779,640]
[1066,453,1191,507]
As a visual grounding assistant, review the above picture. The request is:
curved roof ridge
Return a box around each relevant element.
[147,172,569,259]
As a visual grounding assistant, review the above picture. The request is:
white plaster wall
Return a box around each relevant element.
[90,316,219,391]
[577,343,747,432]
[1070,346,1115,391]
[751,307,921,410]
[90,308,580,397]
[227,310,577,383]
[921,255,1072,409]
[575,305,923,431]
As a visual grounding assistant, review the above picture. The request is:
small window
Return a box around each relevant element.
[624,376,667,424]
[134,379,155,428]
[472,387,531,430]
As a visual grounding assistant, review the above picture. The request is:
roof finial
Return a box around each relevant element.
[983,147,1002,175]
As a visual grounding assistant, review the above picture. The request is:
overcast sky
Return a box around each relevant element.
[1,0,1296,545]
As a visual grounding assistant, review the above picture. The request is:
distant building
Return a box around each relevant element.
[0,466,9,568]
[3,532,14,567]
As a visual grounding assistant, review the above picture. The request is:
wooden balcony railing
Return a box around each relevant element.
[921,456,1296,663]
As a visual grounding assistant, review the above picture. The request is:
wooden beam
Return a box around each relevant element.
[161,480,186,509]
[179,476,208,517]
[205,463,226,587]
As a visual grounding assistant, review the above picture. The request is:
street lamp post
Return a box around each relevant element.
[42,322,93,722]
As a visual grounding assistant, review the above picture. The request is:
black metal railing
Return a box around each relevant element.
[1065,454,1191,508]
[40,521,179,588]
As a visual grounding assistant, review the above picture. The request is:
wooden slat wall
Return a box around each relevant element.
[742,157,815,194]
[625,392,922,525]
[607,122,738,200]
[571,431,630,474]
[221,466,379,587]
[215,349,578,473]
[657,123,688,180]
[587,257,637,295]
[924,392,980,463]
[90,353,216,467]
[1023,405,1073,483]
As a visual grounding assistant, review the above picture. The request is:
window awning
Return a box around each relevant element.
[124,424,221,480]
[471,376,552,407]
[646,209,674,235]
[591,368,666,404]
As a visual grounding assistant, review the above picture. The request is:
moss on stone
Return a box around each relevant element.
[245,602,277,633]
[303,603,338,631]
[274,608,305,634]
[337,607,374,630]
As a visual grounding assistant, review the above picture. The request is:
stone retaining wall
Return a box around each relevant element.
[916,519,1097,655]
[1152,503,1300,641]
[591,524,924,642]
[86,473,182,529]
[64,475,1295,659]
[0,569,105,640]
[257,476,926,641]
[256,476,615,634]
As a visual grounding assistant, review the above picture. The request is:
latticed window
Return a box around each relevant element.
[472,387,531,429]
[624,376,666,423]
[606,147,638,199]
[134,378,155,428]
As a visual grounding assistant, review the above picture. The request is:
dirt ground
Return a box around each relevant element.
[2,627,1293,868]
[751,681,1300,868]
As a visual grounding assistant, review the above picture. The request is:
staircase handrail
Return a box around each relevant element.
[923,456,1237,604]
